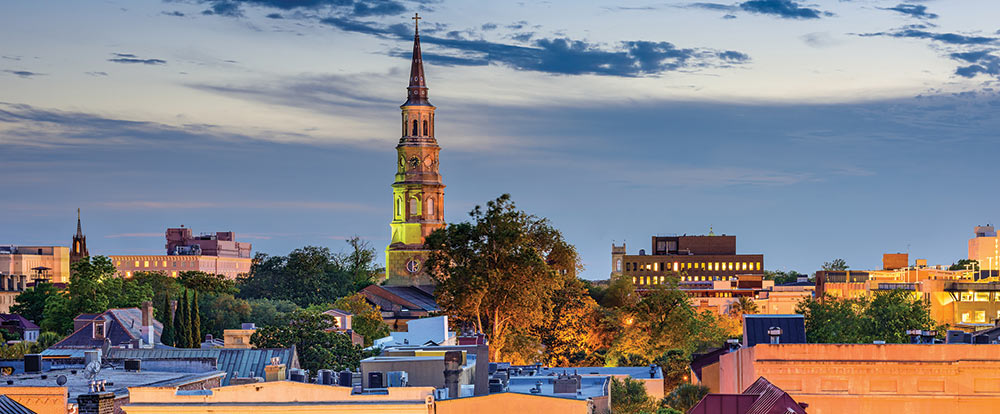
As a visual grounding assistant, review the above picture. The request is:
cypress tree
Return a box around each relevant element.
[182,289,194,348]
[175,290,188,348]
[191,290,202,347]
[161,294,175,346]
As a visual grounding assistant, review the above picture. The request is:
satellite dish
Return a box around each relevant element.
[56,375,68,385]
[84,360,101,379]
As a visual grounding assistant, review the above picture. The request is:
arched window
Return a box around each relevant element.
[410,198,419,215]
[423,120,429,136]
[616,259,622,272]
[395,198,401,217]
[402,115,406,136]
[426,197,435,219]
[412,120,418,136]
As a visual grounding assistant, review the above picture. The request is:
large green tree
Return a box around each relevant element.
[663,383,709,413]
[191,290,202,345]
[610,376,658,414]
[797,289,939,343]
[11,281,58,324]
[160,293,175,346]
[251,309,369,372]
[41,256,153,334]
[822,259,849,271]
[424,194,580,362]
[238,242,378,307]
[537,277,602,366]
[332,293,389,347]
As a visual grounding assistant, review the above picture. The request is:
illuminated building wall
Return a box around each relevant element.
[0,245,70,285]
[109,255,251,279]
[969,225,1000,271]
[717,343,1000,414]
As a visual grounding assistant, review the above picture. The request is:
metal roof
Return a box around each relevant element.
[0,395,35,414]
[742,314,806,348]
[105,347,298,386]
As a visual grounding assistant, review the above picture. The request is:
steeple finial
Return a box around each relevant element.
[403,13,430,106]
[76,208,83,236]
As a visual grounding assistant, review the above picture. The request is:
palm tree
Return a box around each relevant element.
[729,296,759,319]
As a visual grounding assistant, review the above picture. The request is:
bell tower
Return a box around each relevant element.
[385,14,445,287]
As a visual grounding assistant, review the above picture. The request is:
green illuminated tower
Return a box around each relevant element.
[385,13,444,287]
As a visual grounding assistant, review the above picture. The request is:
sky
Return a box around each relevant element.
[2,0,1000,279]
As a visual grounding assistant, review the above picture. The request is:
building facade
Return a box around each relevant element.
[385,17,445,288]
[969,224,1000,271]
[0,245,70,285]
[611,234,764,287]
[110,227,252,279]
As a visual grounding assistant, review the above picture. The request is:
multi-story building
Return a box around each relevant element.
[110,227,252,279]
[611,233,764,287]
[0,245,70,286]
[969,224,1000,272]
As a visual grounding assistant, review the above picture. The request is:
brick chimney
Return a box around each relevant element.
[77,391,114,414]
[141,301,154,346]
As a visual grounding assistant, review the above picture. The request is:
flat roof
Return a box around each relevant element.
[0,368,225,400]
[506,376,609,400]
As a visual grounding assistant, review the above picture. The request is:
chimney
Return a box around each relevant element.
[77,391,114,414]
[264,356,286,382]
[767,326,782,344]
[443,350,462,399]
[141,301,154,346]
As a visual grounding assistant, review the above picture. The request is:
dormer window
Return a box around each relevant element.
[93,320,106,340]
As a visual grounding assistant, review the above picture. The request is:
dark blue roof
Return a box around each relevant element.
[743,314,806,347]
[0,395,35,414]
[105,347,299,386]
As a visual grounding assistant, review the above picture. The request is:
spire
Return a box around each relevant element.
[404,13,430,106]
[76,208,83,237]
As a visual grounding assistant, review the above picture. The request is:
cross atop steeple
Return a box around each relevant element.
[412,13,421,34]
[404,13,430,106]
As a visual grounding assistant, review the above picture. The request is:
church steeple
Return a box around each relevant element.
[71,208,89,268]
[386,14,444,288]
[404,13,430,107]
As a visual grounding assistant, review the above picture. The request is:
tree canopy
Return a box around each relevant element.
[797,290,939,343]
[41,256,153,334]
[251,309,369,373]
[332,293,390,347]
[424,194,581,362]
[821,259,849,271]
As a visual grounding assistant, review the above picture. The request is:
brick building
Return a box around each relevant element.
[110,227,252,279]
[611,233,764,287]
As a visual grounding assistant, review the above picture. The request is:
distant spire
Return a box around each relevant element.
[404,13,430,106]
[76,208,84,237]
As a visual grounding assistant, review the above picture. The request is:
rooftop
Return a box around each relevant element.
[0,367,224,400]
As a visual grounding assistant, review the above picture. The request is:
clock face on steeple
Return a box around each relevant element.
[409,156,421,169]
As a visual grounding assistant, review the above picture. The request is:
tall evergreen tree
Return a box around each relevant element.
[160,294,175,346]
[191,290,202,347]
[182,289,194,348]
[175,290,189,348]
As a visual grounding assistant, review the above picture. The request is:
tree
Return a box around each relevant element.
[175,290,190,348]
[538,277,602,366]
[610,376,657,414]
[822,259,849,271]
[41,256,153,334]
[178,271,237,295]
[332,293,389,347]
[199,293,252,338]
[728,296,759,319]
[763,270,803,285]
[36,331,62,350]
[663,383,709,413]
[341,237,381,291]
[797,290,938,343]
[247,298,300,328]
[424,194,579,362]
[132,271,181,321]
[251,309,368,372]
[237,247,356,307]
[602,275,639,309]
[11,281,58,324]
[191,290,202,345]
[160,293,175,346]
[949,259,979,271]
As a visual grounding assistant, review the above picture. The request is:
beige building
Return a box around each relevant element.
[0,245,70,284]
[110,254,251,279]
[970,225,1000,270]
[124,381,436,414]
[717,343,1000,414]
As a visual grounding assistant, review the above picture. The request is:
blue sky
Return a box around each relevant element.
[2,0,999,279]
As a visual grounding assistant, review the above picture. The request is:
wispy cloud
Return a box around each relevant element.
[3,70,44,78]
[858,29,996,46]
[108,53,167,65]
[98,200,374,211]
[881,4,938,20]
[105,233,163,238]
[685,0,831,19]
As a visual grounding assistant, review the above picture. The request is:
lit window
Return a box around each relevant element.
[616,260,622,272]
[171,271,177,277]
[126,271,131,277]
[653,262,658,272]
[962,312,971,322]
[674,262,679,272]
[975,292,990,302]
[144,261,149,268]
[135,261,140,267]
[976,311,987,323]
[756,262,761,271]
[632,277,637,284]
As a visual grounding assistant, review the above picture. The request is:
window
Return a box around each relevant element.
[144,261,149,268]
[410,198,419,215]
[423,120,429,136]
[616,260,622,272]
[673,262,679,272]
[626,263,631,271]
[426,197,435,219]
[135,261,140,267]
[962,312,971,322]
[412,120,418,136]
[171,271,177,277]
[976,310,987,323]
[756,262,761,271]
[975,292,990,302]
